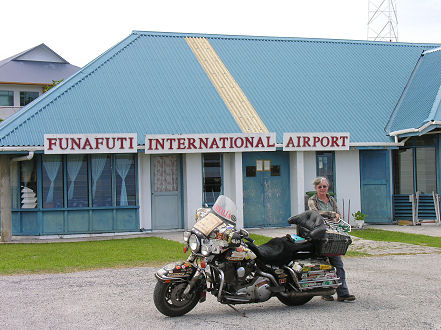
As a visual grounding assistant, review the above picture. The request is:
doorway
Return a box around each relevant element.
[243,151,290,227]
[151,155,182,229]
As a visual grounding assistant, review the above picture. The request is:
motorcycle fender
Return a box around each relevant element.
[155,261,197,282]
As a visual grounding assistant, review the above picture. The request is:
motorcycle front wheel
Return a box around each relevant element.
[153,281,201,317]
[277,293,313,306]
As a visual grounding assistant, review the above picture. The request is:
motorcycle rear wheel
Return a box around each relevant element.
[277,294,313,306]
[153,281,201,317]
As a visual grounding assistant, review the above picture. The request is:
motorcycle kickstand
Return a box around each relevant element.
[227,304,247,318]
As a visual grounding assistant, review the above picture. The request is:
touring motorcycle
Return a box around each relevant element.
[153,195,351,317]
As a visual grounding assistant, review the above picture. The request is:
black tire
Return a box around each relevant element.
[153,281,201,317]
[277,293,313,306]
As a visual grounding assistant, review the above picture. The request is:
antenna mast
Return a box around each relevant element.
[367,0,398,42]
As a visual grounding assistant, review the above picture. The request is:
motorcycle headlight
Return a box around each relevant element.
[189,234,200,253]
[183,231,191,243]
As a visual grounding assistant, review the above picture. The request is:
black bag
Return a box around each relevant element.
[247,235,313,266]
[287,210,328,240]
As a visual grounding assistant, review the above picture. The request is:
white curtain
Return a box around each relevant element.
[43,155,62,203]
[67,155,84,201]
[91,155,108,198]
[154,156,177,192]
[116,156,133,206]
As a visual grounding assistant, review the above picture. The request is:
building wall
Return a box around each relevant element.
[222,152,244,228]
[335,150,361,225]
[183,153,202,229]
[0,84,43,120]
[303,151,317,193]
[138,153,151,230]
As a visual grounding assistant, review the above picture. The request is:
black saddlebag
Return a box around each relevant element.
[287,210,328,240]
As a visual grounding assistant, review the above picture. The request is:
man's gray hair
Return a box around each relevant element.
[313,176,329,187]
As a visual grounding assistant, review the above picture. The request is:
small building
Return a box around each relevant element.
[0,31,440,240]
[0,44,80,120]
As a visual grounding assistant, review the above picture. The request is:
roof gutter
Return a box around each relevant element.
[0,146,43,152]
[389,121,441,137]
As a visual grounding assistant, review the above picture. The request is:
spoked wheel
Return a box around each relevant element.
[277,293,313,306]
[153,281,201,317]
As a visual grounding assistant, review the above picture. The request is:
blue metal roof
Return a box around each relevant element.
[385,48,441,136]
[208,36,437,143]
[0,31,439,147]
[0,33,241,146]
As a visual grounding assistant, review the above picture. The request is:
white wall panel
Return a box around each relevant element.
[335,150,361,225]
[137,154,151,230]
[183,153,202,229]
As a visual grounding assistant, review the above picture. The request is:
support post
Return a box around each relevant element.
[0,155,12,242]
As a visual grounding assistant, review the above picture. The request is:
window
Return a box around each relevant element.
[20,91,39,106]
[394,149,414,194]
[20,159,37,208]
[67,155,89,207]
[115,154,136,206]
[416,148,436,193]
[15,154,138,210]
[203,153,222,206]
[0,90,14,106]
[271,165,280,176]
[394,147,436,194]
[246,166,256,177]
[42,155,64,208]
[316,152,335,191]
[91,154,112,207]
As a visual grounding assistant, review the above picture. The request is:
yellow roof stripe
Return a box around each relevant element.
[185,37,268,133]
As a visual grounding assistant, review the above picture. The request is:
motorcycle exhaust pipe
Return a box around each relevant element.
[280,288,336,298]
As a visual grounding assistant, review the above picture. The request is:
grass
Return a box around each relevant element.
[350,229,441,249]
[0,234,270,275]
[1,229,438,275]
[0,237,188,275]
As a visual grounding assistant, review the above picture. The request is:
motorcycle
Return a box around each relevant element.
[153,195,351,317]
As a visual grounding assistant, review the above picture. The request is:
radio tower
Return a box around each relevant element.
[367,0,398,42]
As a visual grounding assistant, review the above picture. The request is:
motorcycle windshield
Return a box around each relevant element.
[212,195,237,226]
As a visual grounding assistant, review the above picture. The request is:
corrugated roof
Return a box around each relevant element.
[0,31,439,147]
[385,48,441,136]
[206,36,437,143]
[0,33,241,147]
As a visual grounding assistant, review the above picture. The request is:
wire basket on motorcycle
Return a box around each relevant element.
[319,211,351,233]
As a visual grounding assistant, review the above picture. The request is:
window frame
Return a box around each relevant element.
[393,146,437,195]
[202,153,223,207]
[316,151,336,193]
[0,90,14,106]
[15,153,138,210]
[19,91,40,106]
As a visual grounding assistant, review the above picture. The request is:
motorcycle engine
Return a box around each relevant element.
[217,260,272,302]
[235,276,272,302]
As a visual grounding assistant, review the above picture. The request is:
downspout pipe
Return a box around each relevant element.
[11,151,34,162]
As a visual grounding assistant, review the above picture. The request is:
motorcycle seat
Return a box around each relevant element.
[247,235,314,266]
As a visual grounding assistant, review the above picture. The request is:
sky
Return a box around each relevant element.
[1,0,441,67]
